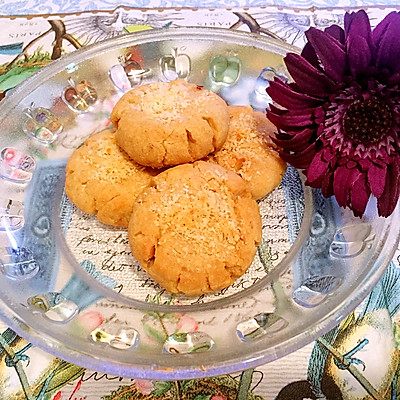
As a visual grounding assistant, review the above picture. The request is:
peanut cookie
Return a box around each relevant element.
[65,129,157,227]
[206,106,287,200]
[110,79,229,168]
[128,161,262,296]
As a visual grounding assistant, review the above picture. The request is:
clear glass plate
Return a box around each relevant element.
[0,27,398,379]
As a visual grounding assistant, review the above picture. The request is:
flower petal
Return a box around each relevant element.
[306,151,330,186]
[321,171,334,198]
[373,11,399,47]
[333,166,361,207]
[345,10,373,48]
[305,27,346,82]
[321,147,336,162]
[367,163,387,198]
[280,143,316,169]
[345,10,370,31]
[267,79,322,110]
[267,108,315,130]
[344,11,356,35]
[347,35,372,77]
[301,42,320,68]
[388,72,400,85]
[273,128,315,152]
[284,53,334,97]
[325,25,345,44]
[375,12,400,72]
[349,173,371,217]
[377,159,400,217]
[301,24,345,70]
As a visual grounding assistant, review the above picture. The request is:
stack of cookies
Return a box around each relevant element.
[65,79,286,296]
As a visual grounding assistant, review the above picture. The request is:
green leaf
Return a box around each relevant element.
[172,332,188,342]
[257,240,274,273]
[0,66,41,91]
[193,395,212,400]
[33,361,84,399]
[123,24,152,33]
[180,379,196,392]
[237,369,254,400]
[152,381,172,397]
[338,312,355,334]
[143,323,168,343]
[0,47,51,69]
[394,323,400,350]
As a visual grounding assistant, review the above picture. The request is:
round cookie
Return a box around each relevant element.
[206,105,287,200]
[128,160,262,296]
[110,79,230,168]
[65,129,157,227]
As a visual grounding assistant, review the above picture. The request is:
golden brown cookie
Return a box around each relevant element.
[206,106,287,200]
[65,129,157,227]
[128,161,262,296]
[110,79,230,168]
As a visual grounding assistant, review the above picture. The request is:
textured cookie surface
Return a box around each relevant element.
[65,129,157,227]
[128,161,262,295]
[111,79,230,168]
[206,106,287,200]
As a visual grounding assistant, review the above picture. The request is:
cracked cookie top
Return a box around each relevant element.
[65,129,158,227]
[128,161,262,296]
[206,106,287,200]
[110,79,230,168]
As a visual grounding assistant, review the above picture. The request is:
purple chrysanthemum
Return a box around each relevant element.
[267,10,400,217]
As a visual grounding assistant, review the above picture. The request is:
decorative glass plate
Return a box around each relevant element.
[0,27,398,379]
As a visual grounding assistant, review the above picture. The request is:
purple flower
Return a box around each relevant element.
[267,10,400,217]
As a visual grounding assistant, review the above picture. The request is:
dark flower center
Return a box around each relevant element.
[343,97,392,143]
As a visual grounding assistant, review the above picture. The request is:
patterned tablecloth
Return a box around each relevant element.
[0,2,400,399]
